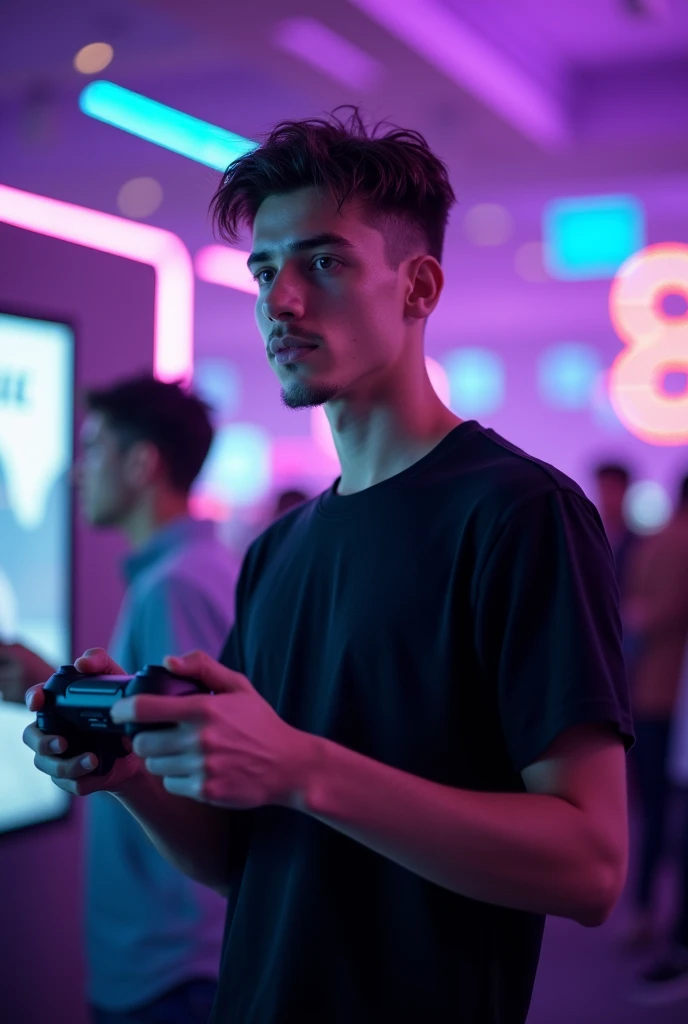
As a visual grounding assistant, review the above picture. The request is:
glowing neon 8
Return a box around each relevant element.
[609,243,688,446]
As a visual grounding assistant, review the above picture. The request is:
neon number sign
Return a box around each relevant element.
[608,243,688,445]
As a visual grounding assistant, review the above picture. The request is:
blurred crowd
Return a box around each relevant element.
[595,461,688,1000]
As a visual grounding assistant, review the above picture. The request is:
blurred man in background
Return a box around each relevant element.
[2,375,238,1024]
[0,639,53,704]
[622,472,688,981]
[593,461,640,737]
[593,462,636,595]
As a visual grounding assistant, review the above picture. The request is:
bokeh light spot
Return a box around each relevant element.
[624,480,672,535]
[463,203,514,247]
[74,43,114,75]
[543,194,645,280]
[116,177,163,220]
[442,348,505,417]
[196,423,272,507]
[193,359,241,419]
[538,342,602,409]
[514,241,550,283]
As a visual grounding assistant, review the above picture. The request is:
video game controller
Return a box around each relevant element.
[36,664,209,776]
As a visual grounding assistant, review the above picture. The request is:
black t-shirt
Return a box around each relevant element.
[211,421,634,1024]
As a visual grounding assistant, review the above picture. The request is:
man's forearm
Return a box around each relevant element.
[113,769,233,895]
[296,737,622,926]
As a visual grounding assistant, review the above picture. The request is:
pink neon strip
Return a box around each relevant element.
[0,183,194,382]
[194,245,258,296]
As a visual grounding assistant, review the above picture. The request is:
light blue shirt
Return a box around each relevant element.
[86,517,239,1011]
[670,641,688,786]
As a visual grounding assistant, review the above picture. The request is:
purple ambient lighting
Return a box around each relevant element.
[274,17,385,91]
[348,0,567,147]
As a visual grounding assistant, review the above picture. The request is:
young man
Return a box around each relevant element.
[25,112,633,1024]
[15,376,238,1024]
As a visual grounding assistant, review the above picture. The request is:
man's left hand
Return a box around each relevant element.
[110,650,317,809]
[0,642,55,704]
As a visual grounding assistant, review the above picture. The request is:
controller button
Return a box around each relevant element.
[68,684,122,696]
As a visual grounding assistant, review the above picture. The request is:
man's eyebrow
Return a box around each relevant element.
[246,233,356,269]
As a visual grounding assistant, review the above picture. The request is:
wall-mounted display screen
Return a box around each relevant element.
[0,311,73,832]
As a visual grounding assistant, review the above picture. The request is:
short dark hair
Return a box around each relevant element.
[210,107,456,265]
[594,462,631,487]
[85,375,213,494]
[274,488,310,518]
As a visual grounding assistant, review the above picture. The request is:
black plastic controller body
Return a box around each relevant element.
[36,664,207,775]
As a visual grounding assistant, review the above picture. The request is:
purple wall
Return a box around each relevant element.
[0,224,156,1024]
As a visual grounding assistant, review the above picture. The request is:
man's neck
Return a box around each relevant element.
[327,373,461,496]
[120,494,190,550]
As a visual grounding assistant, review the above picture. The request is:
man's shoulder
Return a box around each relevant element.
[456,426,590,523]
[132,537,239,604]
[244,496,321,561]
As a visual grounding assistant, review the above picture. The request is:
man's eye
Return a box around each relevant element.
[312,256,340,272]
[253,269,274,285]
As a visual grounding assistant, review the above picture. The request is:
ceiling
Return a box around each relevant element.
[1,0,687,356]
[2,0,687,181]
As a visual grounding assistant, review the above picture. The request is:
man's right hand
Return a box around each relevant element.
[22,647,144,796]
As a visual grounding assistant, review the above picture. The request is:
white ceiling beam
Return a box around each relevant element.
[348,0,568,148]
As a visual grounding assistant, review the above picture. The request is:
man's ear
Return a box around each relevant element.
[404,255,444,321]
[122,440,161,489]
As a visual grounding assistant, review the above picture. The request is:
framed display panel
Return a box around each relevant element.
[0,310,74,833]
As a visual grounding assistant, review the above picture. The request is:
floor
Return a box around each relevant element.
[529,810,688,1023]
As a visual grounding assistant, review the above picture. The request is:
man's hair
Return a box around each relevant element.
[85,375,214,494]
[210,107,456,265]
[594,462,631,487]
[273,488,310,518]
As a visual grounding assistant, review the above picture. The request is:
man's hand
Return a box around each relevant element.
[22,648,144,795]
[111,650,317,809]
[0,642,55,704]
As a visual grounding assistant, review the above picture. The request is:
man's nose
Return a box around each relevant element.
[262,269,305,322]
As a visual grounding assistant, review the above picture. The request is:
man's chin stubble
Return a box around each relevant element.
[280,380,340,410]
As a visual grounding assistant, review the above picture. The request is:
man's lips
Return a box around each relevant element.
[269,336,319,356]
